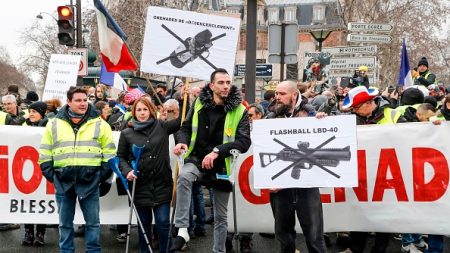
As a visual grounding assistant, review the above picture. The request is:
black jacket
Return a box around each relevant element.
[177,85,251,185]
[414,71,436,87]
[117,118,180,207]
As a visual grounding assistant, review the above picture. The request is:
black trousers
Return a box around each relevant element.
[24,224,46,234]
[270,188,326,253]
[349,232,390,253]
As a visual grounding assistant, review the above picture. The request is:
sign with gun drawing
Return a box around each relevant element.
[253,115,358,188]
[140,7,240,80]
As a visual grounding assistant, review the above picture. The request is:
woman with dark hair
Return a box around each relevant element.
[117,97,180,253]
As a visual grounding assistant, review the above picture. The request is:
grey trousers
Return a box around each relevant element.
[174,163,230,253]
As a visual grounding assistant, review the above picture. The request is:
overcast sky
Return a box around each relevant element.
[0,0,91,64]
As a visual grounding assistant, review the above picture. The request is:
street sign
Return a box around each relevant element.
[330,57,376,70]
[347,34,392,43]
[67,48,88,76]
[348,22,393,32]
[323,45,377,55]
[235,64,273,78]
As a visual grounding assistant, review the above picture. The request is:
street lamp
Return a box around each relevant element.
[310,29,332,52]
[36,12,58,22]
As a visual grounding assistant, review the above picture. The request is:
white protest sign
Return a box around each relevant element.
[42,54,81,105]
[252,115,358,189]
[140,7,240,80]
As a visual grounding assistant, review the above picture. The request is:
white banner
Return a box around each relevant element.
[2,122,450,234]
[42,54,81,105]
[140,7,240,80]
[252,115,358,188]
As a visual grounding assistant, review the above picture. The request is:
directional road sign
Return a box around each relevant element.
[323,45,377,55]
[330,57,376,70]
[347,34,392,43]
[348,22,393,32]
[235,64,273,78]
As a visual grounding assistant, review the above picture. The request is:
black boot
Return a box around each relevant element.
[170,236,187,251]
[240,237,253,253]
[22,230,34,246]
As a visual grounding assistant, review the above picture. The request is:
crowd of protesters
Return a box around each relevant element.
[0,55,449,253]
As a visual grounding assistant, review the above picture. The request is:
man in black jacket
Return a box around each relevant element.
[171,68,251,252]
[266,80,327,253]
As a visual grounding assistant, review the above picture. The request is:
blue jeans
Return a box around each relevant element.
[426,235,443,253]
[136,203,173,253]
[55,186,100,253]
[189,182,206,233]
[402,233,422,245]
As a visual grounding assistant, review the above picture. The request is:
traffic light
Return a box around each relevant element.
[57,6,75,46]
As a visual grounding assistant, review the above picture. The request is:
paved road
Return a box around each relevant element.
[1,223,449,253]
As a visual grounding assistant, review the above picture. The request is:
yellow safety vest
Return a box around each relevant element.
[39,117,116,168]
[0,112,6,125]
[396,104,421,116]
[185,99,246,175]
[377,108,402,124]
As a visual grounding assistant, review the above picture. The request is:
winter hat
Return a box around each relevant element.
[417,57,428,68]
[400,87,425,105]
[29,101,47,119]
[424,96,438,108]
[342,86,379,109]
[26,91,39,102]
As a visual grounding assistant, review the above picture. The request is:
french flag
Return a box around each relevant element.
[99,63,129,91]
[398,38,413,88]
[94,0,137,72]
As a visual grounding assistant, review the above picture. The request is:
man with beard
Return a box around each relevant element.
[266,80,327,253]
[171,68,251,252]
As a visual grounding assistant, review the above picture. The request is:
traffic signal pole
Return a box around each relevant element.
[76,0,82,48]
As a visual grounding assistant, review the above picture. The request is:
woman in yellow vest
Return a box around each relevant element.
[22,101,49,246]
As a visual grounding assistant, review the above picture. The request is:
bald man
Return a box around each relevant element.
[266,81,327,253]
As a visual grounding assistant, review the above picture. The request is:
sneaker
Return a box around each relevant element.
[34,232,45,246]
[170,236,187,251]
[22,231,34,246]
[240,237,253,253]
[402,243,423,253]
[414,240,428,251]
[0,224,20,231]
[205,216,214,224]
[394,234,403,240]
[116,233,127,243]
[74,225,85,237]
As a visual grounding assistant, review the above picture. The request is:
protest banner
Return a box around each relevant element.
[2,122,450,235]
[140,7,240,80]
[41,54,81,105]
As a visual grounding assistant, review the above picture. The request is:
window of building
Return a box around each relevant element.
[312,5,326,23]
[284,6,297,23]
[267,7,279,24]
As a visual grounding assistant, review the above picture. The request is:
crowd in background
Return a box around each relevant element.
[0,55,449,253]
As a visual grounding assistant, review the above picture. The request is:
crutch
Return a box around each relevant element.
[229,149,242,253]
[109,157,153,253]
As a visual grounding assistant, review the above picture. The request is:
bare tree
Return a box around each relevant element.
[0,47,35,95]
[338,0,450,86]
[18,21,66,94]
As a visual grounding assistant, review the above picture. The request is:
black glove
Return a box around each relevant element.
[100,162,113,182]
[99,182,112,197]
[40,161,55,183]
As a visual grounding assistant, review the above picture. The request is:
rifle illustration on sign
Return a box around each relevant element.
[156,24,226,69]
[259,136,351,180]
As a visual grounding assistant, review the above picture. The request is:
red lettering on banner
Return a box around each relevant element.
[0,145,8,193]
[12,146,42,194]
[413,148,449,201]
[333,150,369,202]
[372,148,408,201]
[239,155,270,205]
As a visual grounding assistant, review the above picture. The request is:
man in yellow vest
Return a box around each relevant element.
[38,86,116,252]
[412,57,436,87]
[342,86,406,253]
[171,68,251,252]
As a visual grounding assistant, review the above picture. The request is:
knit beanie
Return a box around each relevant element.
[29,101,48,119]
[418,57,428,68]
[401,87,425,106]
[26,91,39,102]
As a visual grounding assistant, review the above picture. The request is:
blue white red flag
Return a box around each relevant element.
[398,38,413,88]
[94,0,138,72]
[99,63,129,91]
